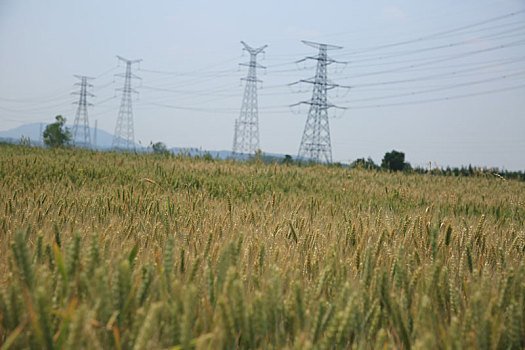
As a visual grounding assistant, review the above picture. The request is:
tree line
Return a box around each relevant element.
[34,115,525,182]
[349,151,525,182]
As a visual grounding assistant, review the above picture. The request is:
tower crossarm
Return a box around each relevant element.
[116,55,142,65]
[241,41,268,55]
[239,62,266,69]
[301,40,342,50]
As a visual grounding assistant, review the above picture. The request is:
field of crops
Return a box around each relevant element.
[0,144,524,349]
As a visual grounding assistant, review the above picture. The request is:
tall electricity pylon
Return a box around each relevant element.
[93,120,98,150]
[72,75,94,148]
[112,56,141,150]
[293,41,346,163]
[232,41,267,157]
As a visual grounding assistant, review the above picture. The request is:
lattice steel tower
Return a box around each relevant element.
[112,56,142,150]
[232,41,267,156]
[72,75,94,148]
[295,41,345,163]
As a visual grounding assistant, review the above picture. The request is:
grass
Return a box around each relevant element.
[0,143,524,349]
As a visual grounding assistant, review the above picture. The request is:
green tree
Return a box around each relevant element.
[351,157,378,170]
[381,150,407,171]
[152,141,168,155]
[43,115,71,148]
[281,154,293,165]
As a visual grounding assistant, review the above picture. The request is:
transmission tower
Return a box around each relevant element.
[112,56,141,150]
[232,41,267,157]
[93,120,98,150]
[71,75,94,148]
[294,41,346,163]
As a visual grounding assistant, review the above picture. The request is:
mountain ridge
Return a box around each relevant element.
[0,123,290,160]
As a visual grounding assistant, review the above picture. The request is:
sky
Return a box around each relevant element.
[1,0,524,170]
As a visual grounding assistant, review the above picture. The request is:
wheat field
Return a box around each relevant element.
[0,144,524,349]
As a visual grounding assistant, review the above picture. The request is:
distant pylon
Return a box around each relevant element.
[93,120,98,150]
[112,56,141,150]
[232,41,267,156]
[232,119,239,154]
[293,41,347,163]
[72,75,94,148]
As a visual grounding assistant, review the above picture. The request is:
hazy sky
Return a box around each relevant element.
[1,0,524,170]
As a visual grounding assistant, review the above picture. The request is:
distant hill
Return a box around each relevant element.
[0,123,291,161]
[0,123,46,144]
[0,123,139,150]
[167,148,294,162]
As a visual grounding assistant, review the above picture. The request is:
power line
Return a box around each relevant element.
[349,58,525,89]
[0,99,73,114]
[95,95,117,106]
[137,100,287,114]
[139,67,238,76]
[338,9,525,56]
[95,66,119,79]
[346,83,525,110]
[141,84,237,97]
[345,69,525,103]
[94,80,115,91]
[345,38,525,80]
[342,24,525,65]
